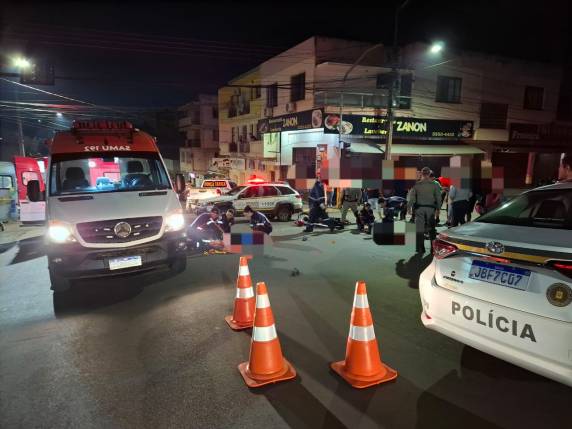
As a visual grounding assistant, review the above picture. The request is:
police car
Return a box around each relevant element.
[419,182,572,386]
[195,179,303,221]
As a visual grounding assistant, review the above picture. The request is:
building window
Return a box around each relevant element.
[290,73,305,102]
[267,83,278,108]
[436,76,462,103]
[524,86,544,110]
[212,106,218,118]
[251,86,261,99]
[213,129,219,141]
[480,102,508,129]
[398,74,413,109]
[231,127,237,143]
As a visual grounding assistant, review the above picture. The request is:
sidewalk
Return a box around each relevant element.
[0,221,45,245]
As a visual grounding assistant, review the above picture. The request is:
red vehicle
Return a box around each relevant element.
[14,156,46,223]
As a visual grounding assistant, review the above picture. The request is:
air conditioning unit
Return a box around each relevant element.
[264,107,273,117]
[286,102,296,113]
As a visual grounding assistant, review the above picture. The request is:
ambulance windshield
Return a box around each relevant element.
[49,152,171,196]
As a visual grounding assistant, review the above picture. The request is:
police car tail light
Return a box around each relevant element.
[549,261,572,279]
[433,239,458,259]
[295,194,302,199]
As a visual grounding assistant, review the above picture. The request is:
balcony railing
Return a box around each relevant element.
[239,142,250,153]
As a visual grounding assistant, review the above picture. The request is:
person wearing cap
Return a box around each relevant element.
[558,153,572,182]
[243,205,273,235]
[408,167,441,254]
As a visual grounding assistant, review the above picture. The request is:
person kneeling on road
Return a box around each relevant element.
[187,207,225,250]
[358,202,375,234]
[220,208,235,233]
[243,205,273,235]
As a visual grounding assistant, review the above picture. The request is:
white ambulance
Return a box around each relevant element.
[27,120,188,297]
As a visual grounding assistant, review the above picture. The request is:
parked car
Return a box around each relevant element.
[419,182,572,386]
[196,180,303,221]
[186,179,237,212]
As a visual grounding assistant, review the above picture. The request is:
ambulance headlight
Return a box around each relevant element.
[165,211,185,232]
[47,221,76,243]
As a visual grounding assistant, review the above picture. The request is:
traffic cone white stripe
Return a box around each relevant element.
[255,294,271,309]
[236,287,254,299]
[349,324,376,342]
[353,294,369,309]
[252,324,278,342]
[239,265,250,276]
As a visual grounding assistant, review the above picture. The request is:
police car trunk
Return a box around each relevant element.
[421,185,572,384]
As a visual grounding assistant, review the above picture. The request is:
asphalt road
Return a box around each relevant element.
[1,218,570,429]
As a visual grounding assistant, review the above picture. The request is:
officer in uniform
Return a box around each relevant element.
[408,167,441,254]
[243,205,273,235]
[340,188,361,224]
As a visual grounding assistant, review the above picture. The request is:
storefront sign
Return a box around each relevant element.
[510,122,572,142]
[263,132,280,158]
[258,109,323,134]
[211,157,245,170]
[323,113,473,140]
[510,123,540,140]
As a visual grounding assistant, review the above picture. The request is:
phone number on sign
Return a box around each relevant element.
[431,132,456,137]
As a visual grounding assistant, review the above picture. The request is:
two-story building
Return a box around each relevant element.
[178,94,219,177]
[218,36,569,193]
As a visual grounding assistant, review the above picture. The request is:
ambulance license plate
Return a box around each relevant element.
[109,255,142,270]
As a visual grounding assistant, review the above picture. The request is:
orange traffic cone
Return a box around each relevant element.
[331,281,397,388]
[238,282,296,387]
[225,256,256,330]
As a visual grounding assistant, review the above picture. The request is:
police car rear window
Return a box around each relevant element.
[477,189,572,230]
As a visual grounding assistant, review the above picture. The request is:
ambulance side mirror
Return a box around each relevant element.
[174,174,186,195]
[27,180,44,202]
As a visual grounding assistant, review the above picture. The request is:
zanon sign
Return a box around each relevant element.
[323,114,474,140]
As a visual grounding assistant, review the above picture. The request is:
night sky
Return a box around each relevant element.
[1,0,571,108]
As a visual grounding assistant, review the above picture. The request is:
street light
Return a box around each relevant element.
[56,112,63,118]
[429,41,445,55]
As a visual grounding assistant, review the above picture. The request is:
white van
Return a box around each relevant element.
[27,120,188,296]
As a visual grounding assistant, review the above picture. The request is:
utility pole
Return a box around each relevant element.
[386,0,410,161]
[14,80,26,156]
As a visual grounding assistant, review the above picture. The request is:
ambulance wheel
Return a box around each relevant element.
[52,289,74,313]
[49,270,71,292]
[170,255,187,275]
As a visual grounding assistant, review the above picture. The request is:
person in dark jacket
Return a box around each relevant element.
[187,207,224,250]
[220,208,235,233]
[308,179,327,224]
[358,202,375,233]
[243,205,273,235]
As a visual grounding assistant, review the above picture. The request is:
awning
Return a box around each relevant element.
[346,140,385,155]
[390,144,484,156]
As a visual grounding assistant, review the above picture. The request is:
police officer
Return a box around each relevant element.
[408,167,441,254]
[308,178,327,225]
[340,188,361,224]
[243,205,273,235]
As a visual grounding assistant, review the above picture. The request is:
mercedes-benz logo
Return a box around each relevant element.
[486,241,505,254]
[114,221,132,238]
